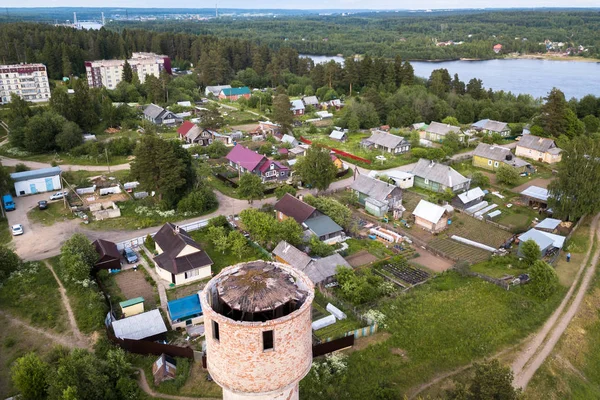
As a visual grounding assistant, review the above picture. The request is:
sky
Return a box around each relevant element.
[4,1,600,9]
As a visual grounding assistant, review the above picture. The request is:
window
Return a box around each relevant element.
[424,179,429,185]
[184,268,199,279]
[212,321,220,341]
[263,330,274,351]
[494,162,499,168]
[488,160,493,166]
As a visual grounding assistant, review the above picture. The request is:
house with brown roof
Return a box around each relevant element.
[515,135,562,164]
[152,223,213,286]
[274,193,320,224]
[177,121,214,145]
[93,239,121,270]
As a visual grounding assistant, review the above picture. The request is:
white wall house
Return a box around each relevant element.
[10,167,62,197]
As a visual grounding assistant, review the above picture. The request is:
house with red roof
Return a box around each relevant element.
[225,144,290,182]
[493,44,503,54]
[177,121,214,146]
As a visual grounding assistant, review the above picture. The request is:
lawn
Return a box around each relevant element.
[554,216,592,287]
[189,228,267,275]
[166,278,210,301]
[345,238,395,259]
[0,261,68,332]
[27,201,76,226]
[470,256,528,279]
[452,159,555,191]
[49,257,108,334]
[0,144,131,166]
[301,271,565,398]
[0,217,11,245]
[87,199,218,231]
[312,292,364,341]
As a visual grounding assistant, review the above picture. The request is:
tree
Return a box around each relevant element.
[14,163,30,172]
[295,147,337,192]
[528,260,559,300]
[229,230,249,260]
[470,171,490,188]
[239,209,275,245]
[304,195,353,232]
[443,131,462,154]
[55,121,83,151]
[177,187,217,213]
[520,239,541,266]
[272,94,294,133]
[496,164,520,186]
[309,235,334,257]
[131,135,189,205]
[348,113,360,132]
[199,105,224,130]
[144,234,155,252]
[122,59,133,83]
[61,233,98,269]
[276,218,304,247]
[238,173,264,203]
[208,226,230,254]
[447,359,520,400]
[23,111,67,153]
[428,69,451,97]
[205,140,228,158]
[441,116,460,127]
[548,136,600,220]
[11,353,49,400]
[274,185,297,200]
[582,114,599,134]
[539,88,569,138]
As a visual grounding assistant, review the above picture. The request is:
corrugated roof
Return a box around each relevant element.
[457,187,485,204]
[112,309,167,340]
[330,130,346,140]
[472,119,509,133]
[304,253,351,284]
[304,215,343,237]
[302,96,319,106]
[225,144,266,172]
[535,218,562,231]
[272,240,312,270]
[143,103,166,120]
[177,121,195,135]
[350,175,398,202]
[518,135,560,153]
[205,85,231,95]
[365,131,406,149]
[413,199,447,224]
[221,87,251,96]
[281,134,299,145]
[473,143,514,161]
[521,186,549,201]
[411,159,470,189]
[10,166,61,182]
[290,99,305,111]
[426,121,461,136]
[167,293,202,321]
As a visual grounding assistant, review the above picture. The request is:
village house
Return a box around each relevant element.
[368,170,414,189]
[111,309,168,341]
[331,154,344,169]
[304,215,345,243]
[152,223,214,286]
[143,103,182,125]
[167,293,204,329]
[289,145,308,159]
[515,135,562,164]
[520,185,550,208]
[361,130,411,154]
[412,199,449,233]
[302,95,319,108]
[320,99,342,110]
[493,44,503,53]
[204,85,231,97]
[254,121,281,136]
[518,228,565,257]
[411,159,471,193]
[218,87,251,101]
[472,143,534,173]
[177,121,214,145]
[471,119,511,137]
[534,218,562,233]
[329,129,347,142]
[225,144,289,182]
[281,134,300,147]
[272,241,352,285]
[290,99,305,116]
[351,174,404,218]
[422,121,463,143]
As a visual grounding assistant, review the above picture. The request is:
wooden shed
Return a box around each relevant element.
[93,239,122,270]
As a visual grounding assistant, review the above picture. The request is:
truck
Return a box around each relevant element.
[2,194,15,211]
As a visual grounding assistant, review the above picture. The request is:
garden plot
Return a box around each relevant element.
[428,238,491,264]
[447,215,511,248]
[380,262,430,286]
[114,269,157,309]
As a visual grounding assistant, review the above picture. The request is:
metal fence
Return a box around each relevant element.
[115,218,210,250]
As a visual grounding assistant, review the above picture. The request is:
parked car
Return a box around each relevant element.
[11,224,24,236]
[49,191,68,200]
[2,194,15,211]
[122,247,139,264]
[38,200,48,210]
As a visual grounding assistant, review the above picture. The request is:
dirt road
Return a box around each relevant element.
[0,155,130,172]
[511,213,600,389]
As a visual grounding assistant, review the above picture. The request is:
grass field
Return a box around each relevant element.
[189,228,266,275]
[345,238,395,259]
[27,201,75,226]
[0,262,67,332]
[301,271,564,398]
[49,257,107,334]
[312,293,364,341]
[0,217,11,245]
[470,257,528,279]
[0,144,131,166]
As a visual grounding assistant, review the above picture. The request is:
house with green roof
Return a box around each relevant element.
[218,86,251,101]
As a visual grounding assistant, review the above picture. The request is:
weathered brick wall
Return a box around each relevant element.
[201,262,314,397]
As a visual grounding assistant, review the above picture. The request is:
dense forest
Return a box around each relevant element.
[107,10,600,59]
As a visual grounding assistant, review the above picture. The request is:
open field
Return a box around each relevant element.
[345,250,379,267]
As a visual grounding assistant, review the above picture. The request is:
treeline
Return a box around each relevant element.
[108,10,600,59]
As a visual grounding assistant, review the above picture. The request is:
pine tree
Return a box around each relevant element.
[272,94,294,133]
[122,59,133,83]
[540,88,569,137]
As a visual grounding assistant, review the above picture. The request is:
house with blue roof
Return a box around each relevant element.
[219,86,251,101]
[167,293,204,329]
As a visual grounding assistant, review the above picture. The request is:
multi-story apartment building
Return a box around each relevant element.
[85,52,171,90]
[0,63,51,105]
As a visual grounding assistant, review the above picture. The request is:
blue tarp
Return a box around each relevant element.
[167,294,202,322]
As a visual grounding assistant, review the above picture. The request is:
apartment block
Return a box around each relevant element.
[0,63,51,105]
[85,52,171,90]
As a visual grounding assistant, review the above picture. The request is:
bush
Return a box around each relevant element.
[308,235,335,257]
[471,171,490,188]
[14,163,30,172]
[274,185,297,200]
[496,164,520,186]
[144,234,155,251]
[176,187,218,213]
[527,260,559,300]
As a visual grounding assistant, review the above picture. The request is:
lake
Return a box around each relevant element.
[300,55,600,99]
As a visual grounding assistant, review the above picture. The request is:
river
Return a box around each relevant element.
[300,55,600,99]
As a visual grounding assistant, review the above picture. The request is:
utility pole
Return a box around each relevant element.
[105,148,111,174]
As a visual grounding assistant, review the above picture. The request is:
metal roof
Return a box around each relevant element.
[518,228,563,250]
[471,119,509,133]
[413,199,447,224]
[351,175,398,202]
[119,297,144,308]
[365,131,406,149]
[304,215,343,237]
[411,159,470,189]
[520,186,549,201]
[330,130,346,140]
[290,99,305,111]
[221,87,251,96]
[457,187,485,204]
[517,134,560,153]
[535,218,561,231]
[10,166,61,182]
[167,293,202,321]
[111,309,167,340]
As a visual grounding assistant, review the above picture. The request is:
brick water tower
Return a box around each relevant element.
[200,261,314,400]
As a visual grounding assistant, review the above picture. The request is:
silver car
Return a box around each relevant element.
[11,224,24,236]
[49,191,68,200]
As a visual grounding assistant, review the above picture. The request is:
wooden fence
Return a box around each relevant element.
[106,328,194,359]
[312,335,355,358]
